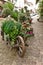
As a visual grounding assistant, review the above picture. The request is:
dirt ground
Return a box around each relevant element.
[0,18,43,65]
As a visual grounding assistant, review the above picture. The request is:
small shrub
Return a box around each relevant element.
[2,2,14,11]
[2,8,11,17]
[11,11,18,21]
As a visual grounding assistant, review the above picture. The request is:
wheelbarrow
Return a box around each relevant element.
[1,30,26,57]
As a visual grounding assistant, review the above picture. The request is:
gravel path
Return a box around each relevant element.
[0,18,43,65]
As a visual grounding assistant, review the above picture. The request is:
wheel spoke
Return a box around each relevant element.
[16,36,25,57]
[19,47,23,53]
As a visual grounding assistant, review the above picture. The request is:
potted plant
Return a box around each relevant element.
[2,8,11,17]
[1,19,26,57]
[1,1,14,18]
[38,0,43,22]
[11,10,18,21]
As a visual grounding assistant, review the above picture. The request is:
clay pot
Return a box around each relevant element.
[22,22,28,28]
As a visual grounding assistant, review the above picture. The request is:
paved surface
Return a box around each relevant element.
[0,18,43,65]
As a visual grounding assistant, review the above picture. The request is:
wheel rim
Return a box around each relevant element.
[18,46,23,56]
[16,36,26,57]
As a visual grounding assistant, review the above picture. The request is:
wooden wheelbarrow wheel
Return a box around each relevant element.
[16,36,26,57]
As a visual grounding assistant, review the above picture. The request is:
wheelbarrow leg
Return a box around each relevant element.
[1,31,4,40]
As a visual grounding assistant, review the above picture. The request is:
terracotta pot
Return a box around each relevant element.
[22,22,28,28]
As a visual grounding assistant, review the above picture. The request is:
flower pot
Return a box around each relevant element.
[38,17,43,22]
[22,22,27,28]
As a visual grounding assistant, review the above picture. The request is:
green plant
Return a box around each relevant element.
[1,19,22,41]
[19,7,31,23]
[2,2,14,11]
[1,1,14,18]
[38,0,43,17]
[11,11,18,21]
[19,13,27,23]
[2,8,11,17]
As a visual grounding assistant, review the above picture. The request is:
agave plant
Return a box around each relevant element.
[1,19,22,41]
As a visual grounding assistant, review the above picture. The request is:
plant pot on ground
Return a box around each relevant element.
[38,16,43,22]
[38,0,43,22]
